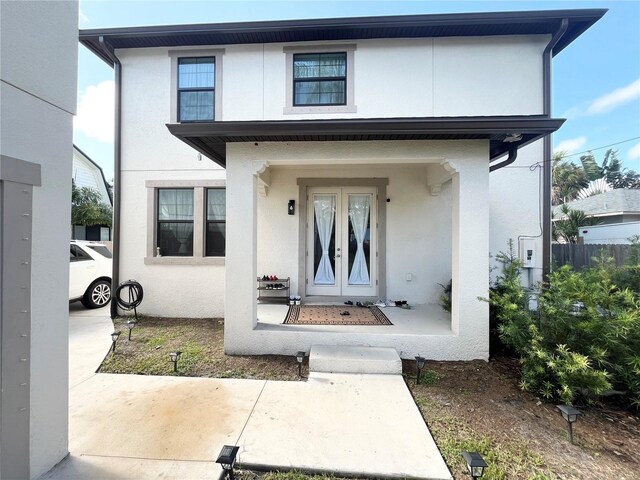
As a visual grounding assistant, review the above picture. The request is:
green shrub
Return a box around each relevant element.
[438,279,452,312]
[489,241,640,409]
[612,235,640,296]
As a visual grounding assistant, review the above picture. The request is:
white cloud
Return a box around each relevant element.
[586,78,640,115]
[74,80,114,144]
[628,142,640,160]
[554,136,587,154]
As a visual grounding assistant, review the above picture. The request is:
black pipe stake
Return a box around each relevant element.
[128,328,132,341]
[568,422,574,444]
[416,367,422,385]
[111,340,116,353]
[298,362,302,378]
[173,360,178,373]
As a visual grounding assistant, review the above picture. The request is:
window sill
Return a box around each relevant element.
[144,256,225,266]
[283,105,357,115]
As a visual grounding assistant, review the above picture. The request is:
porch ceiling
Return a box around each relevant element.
[166,115,565,168]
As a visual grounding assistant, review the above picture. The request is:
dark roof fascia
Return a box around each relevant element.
[80,9,606,67]
[166,115,565,168]
[73,144,114,205]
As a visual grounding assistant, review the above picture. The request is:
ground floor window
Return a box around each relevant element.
[206,188,226,256]
[157,188,194,256]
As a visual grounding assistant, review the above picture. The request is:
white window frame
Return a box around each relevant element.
[169,48,225,123]
[283,44,357,115]
[145,179,226,265]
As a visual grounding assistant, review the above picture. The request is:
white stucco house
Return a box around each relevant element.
[80,9,604,361]
[72,145,113,241]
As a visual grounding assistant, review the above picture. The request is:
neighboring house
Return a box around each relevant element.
[578,221,640,245]
[80,9,605,361]
[553,188,640,225]
[1,0,78,477]
[72,145,113,241]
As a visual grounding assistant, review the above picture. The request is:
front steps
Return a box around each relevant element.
[309,345,402,375]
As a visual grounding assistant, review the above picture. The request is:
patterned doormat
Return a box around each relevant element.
[283,305,393,325]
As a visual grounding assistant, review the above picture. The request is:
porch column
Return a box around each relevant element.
[450,157,490,360]
[224,156,262,354]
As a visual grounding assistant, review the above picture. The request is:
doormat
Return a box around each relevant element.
[283,305,393,326]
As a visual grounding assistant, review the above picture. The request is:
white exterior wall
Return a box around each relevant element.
[118,49,226,317]
[116,33,545,318]
[257,165,452,304]
[0,1,78,477]
[72,149,111,205]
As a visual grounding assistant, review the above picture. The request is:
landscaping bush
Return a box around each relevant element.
[611,235,640,297]
[488,241,640,410]
[438,279,452,313]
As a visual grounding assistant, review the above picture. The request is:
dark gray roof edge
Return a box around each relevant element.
[80,8,607,66]
[73,144,113,205]
[166,115,565,136]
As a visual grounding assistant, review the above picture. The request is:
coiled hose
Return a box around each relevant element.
[115,280,143,320]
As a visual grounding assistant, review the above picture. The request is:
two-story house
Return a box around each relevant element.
[79,9,604,360]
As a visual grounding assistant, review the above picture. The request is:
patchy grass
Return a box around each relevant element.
[99,317,303,380]
[237,471,346,480]
[405,359,639,480]
[99,317,639,480]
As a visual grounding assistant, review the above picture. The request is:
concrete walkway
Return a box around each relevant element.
[41,308,451,479]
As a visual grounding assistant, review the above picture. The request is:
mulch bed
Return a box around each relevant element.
[283,305,392,325]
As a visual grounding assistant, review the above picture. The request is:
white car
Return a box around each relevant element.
[69,241,112,309]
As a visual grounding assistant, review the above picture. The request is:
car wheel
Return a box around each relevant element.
[82,279,111,309]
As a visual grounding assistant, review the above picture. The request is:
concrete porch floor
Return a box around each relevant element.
[257,302,454,335]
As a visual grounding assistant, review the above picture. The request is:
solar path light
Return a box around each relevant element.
[127,320,136,340]
[415,355,426,384]
[461,451,488,479]
[557,404,582,444]
[169,351,182,373]
[296,351,305,378]
[216,445,239,479]
[110,331,121,353]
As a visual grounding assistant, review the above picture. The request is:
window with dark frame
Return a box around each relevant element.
[206,188,226,257]
[178,57,215,122]
[157,189,194,256]
[293,52,347,106]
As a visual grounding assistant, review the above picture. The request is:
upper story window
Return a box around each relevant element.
[284,44,356,114]
[177,57,215,122]
[293,52,347,106]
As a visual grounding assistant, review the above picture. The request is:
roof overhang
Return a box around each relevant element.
[80,9,606,66]
[166,116,565,168]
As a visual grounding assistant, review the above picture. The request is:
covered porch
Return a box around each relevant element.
[168,116,563,360]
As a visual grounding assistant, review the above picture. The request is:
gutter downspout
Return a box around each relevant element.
[98,36,122,319]
[542,19,569,280]
[489,147,517,172]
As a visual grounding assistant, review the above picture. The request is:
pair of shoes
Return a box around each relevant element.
[344,300,353,305]
[261,275,279,281]
[385,300,395,307]
[400,303,411,310]
[356,301,365,308]
[394,300,407,307]
[373,300,386,308]
[340,310,351,316]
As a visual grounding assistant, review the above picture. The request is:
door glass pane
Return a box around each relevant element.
[347,194,371,285]
[313,195,336,285]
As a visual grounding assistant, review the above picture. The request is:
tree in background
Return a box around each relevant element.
[552,148,640,205]
[71,180,113,228]
[552,204,600,244]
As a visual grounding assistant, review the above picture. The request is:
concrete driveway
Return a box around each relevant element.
[41,307,451,479]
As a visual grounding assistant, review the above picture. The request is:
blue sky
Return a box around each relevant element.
[76,0,640,179]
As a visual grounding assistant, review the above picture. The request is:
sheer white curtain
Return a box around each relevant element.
[314,195,336,285]
[348,195,370,285]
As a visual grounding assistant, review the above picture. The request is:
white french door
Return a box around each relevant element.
[306,187,377,297]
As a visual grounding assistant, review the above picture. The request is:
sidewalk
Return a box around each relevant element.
[40,309,451,479]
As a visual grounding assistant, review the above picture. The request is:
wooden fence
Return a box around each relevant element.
[552,243,632,270]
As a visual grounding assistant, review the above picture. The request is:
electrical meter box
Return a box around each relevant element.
[519,238,536,269]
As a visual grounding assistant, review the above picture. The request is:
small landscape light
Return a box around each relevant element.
[127,320,136,340]
[110,331,121,353]
[461,451,488,479]
[169,351,182,373]
[216,444,239,479]
[557,404,582,444]
[296,351,305,378]
[415,355,426,385]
